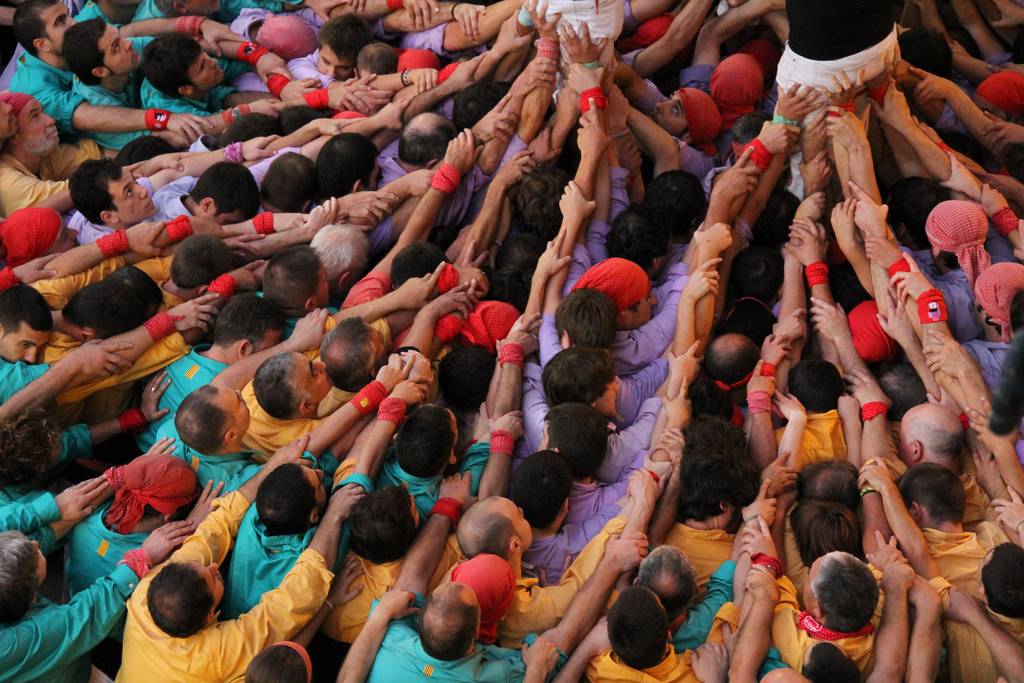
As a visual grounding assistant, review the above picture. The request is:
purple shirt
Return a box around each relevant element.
[908,248,983,343]
[523,501,620,586]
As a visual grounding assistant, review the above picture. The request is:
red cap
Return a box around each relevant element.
[674,87,722,147]
[977,70,1024,117]
[571,257,651,311]
[0,92,33,117]
[710,53,764,130]
[0,207,62,267]
[460,300,520,354]
[616,14,673,52]
[848,300,896,363]
[397,48,441,71]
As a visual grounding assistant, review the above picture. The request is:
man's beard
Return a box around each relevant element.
[21,134,58,156]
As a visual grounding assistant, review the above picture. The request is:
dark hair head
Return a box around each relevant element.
[261,153,316,212]
[704,332,760,388]
[318,14,372,61]
[688,375,735,421]
[544,402,610,479]
[64,273,155,338]
[898,462,965,524]
[732,112,771,145]
[317,133,377,199]
[13,0,63,56]
[356,42,397,75]
[453,81,511,131]
[803,642,861,683]
[555,289,617,349]
[875,361,927,421]
[0,408,59,488]
[147,562,215,637]
[510,166,571,240]
[70,158,123,224]
[390,242,445,288]
[888,177,949,249]
[510,450,572,528]
[798,460,860,511]
[62,18,107,85]
[677,416,758,528]
[278,106,324,135]
[176,385,231,453]
[0,285,52,334]
[263,246,324,313]
[244,643,310,683]
[811,552,879,632]
[321,317,375,392]
[486,268,531,312]
[255,463,319,536]
[192,162,260,220]
[438,345,495,412]
[399,113,457,166]
[792,500,862,567]
[788,360,843,413]
[170,235,234,289]
[395,404,456,477]
[731,245,783,303]
[141,33,203,96]
[216,113,281,147]
[253,353,300,420]
[642,170,706,241]
[898,28,953,78]
[114,135,178,165]
[348,486,417,563]
[608,587,669,670]
[751,190,799,248]
[212,293,285,349]
[495,232,546,272]
[607,206,671,272]
[542,348,616,407]
[716,299,775,348]
[828,263,871,314]
[982,543,1024,618]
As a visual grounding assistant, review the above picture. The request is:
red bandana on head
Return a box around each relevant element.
[797,611,875,641]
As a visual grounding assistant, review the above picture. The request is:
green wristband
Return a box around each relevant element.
[582,60,601,69]
[773,113,800,127]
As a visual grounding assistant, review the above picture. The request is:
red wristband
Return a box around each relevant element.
[865,82,889,104]
[253,212,275,235]
[751,552,783,579]
[237,41,270,65]
[97,230,130,258]
[352,380,388,415]
[144,108,171,131]
[992,207,1020,238]
[0,268,20,292]
[304,88,330,109]
[861,401,888,422]
[887,258,911,278]
[499,342,524,368]
[119,408,148,433]
[387,0,404,9]
[917,288,948,325]
[579,87,607,114]
[144,312,179,341]
[747,390,772,415]
[221,108,235,125]
[759,361,776,378]
[435,313,464,343]
[119,548,150,579]
[207,273,236,299]
[431,163,461,193]
[959,412,970,432]
[741,138,771,171]
[490,429,515,456]
[431,496,464,525]
[805,261,829,288]
[535,36,559,60]
[267,73,290,99]
[437,262,459,293]
[377,396,407,425]
[103,465,126,490]
[165,215,193,242]
[837,100,856,113]
[175,15,204,36]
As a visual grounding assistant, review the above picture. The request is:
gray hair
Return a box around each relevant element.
[311,224,370,284]
[636,545,697,618]
[810,551,879,633]
[0,531,40,623]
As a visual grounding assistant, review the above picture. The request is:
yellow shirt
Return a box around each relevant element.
[782,510,809,601]
[0,140,100,216]
[33,255,178,310]
[776,410,847,465]
[663,523,734,593]
[241,381,321,458]
[878,458,993,529]
[315,318,391,417]
[117,491,334,682]
[924,522,1007,598]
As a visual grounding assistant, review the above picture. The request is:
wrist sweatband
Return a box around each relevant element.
[917,288,948,324]
[431,497,463,525]
[0,268,19,292]
[499,342,524,368]
[535,36,559,60]
[759,362,776,378]
[490,429,515,456]
[992,207,1020,238]
[747,390,772,415]
[887,258,910,278]
[97,230,130,258]
[352,380,388,415]
[175,15,204,36]
[836,100,856,113]
[165,215,193,242]
[144,312,178,341]
[145,109,171,131]
[267,74,290,99]
[304,88,330,109]
[119,408,148,433]
[103,465,126,490]
[866,81,889,104]
[744,138,772,171]
[579,87,607,114]
[253,212,276,235]
[751,552,783,579]
[431,163,461,193]
[207,273,236,299]
[237,41,270,65]
[772,113,800,127]
[805,261,829,288]
[387,0,403,8]
[378,396,407,424]
[119,548,150,579]
[221,108,236,125]
[437,262,459,293]
[959,412,970,432]
[222,141,244,163]
[861,401,888,422]
[582,60,600,69]
[435,313,464,343]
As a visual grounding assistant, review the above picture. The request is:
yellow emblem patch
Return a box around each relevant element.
[185,364,199,380]
[97,539,109,557]
[422,664,434,677]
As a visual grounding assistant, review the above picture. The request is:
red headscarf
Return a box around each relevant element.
[397,48,441,71]
[0,207,62,267]
[674,87,722,155]
[739,39,780,84]
[0,92,32,117]
[450,554,516,644]
[848,300,896,363]
[974,262,1024,342]
[616,14,673,53]
[104,455,199,534]
[256,14,317,61]
[977,71,1024,117]
[437,62,459,84]
[460,300,520,354]
[710,54,764,130]
[571,258,650,312]
[925,200,991,288]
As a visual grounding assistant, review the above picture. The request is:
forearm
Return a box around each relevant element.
[729,596,775,683]
[647,471,680,545]
[632,0,714,77]
[71,103,147,133]
[964,607,1024,682]
[738,152,786,229]
[307,405,362,457]
[748,411,779,471]
[879,486,939,578]
[542,561,620,653]
[866,584,909,683]
[395,514,453,594]
[776,415,806,465]
[88,418,123,447]
[402,308,441,357]
[308,509,346,567]
[0,363,77,420]
[904,597,942,683]
[336,610,390,683]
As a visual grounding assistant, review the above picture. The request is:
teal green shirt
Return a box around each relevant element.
[140,58,249,115]
[75,1,118,23]
[70,38,151,151]
[377,442,489,524]
[0,359,49,405]
[130,0,162,21]
[0,564,139,683]
[0,492,59,553]
[137,345,228,452]
[10,51,84,136]
[51,424,93,474]
[154,420,261,491]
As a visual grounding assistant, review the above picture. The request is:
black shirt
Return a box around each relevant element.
[786,0,896,61]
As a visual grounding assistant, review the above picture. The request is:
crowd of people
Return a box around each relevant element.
[5,0,1024,679]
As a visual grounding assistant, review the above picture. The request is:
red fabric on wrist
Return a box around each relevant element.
[97,230,130,258]
[119,408,148,434]
[431,163,461,193]
[747,390,772,415]
[165,215,193,242]
[837,100,856,113]
[917,288,948,324]
[377,396,407,424]
[304,88,330,109]
[743,138,773,171]
[490,429,515,456]
[887,258,911,278]
[959,412,971,432]
[103,465,126,491]
[351,380,388,415]
[119,548,150,579]
[0,268,20,292]
[144,109,171,131]
[387,0,404,9]
[175,15,204,36]
[207,273,236,299]
[535,37,559,60]
[221,108,234,125]
[861,401,888,422]
[266,73,290,98]
[759,361,776,378]
[751,552,783,579]
[253,212,275,235]
[144,312,178,341]
[499,342,524,367]
[237,41,270,65]
[866,82,889,104]
[992,207,1020,238]
[434,313,464,343]
[437,263,459,293]
[431,497,463,525]
[579,87,607,114]
[714,370,753,392]
[805,261,829,288]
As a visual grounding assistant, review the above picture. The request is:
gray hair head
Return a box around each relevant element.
[0,531,40,623]
[810,551,879,633]
[636,545,697,618]
[311,223,370,285]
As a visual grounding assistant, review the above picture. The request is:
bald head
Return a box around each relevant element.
[704,333,760,389]
[421,582,479,660]
[456,497,518,560]
[399,113,457,166]
[899,403,964,467]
